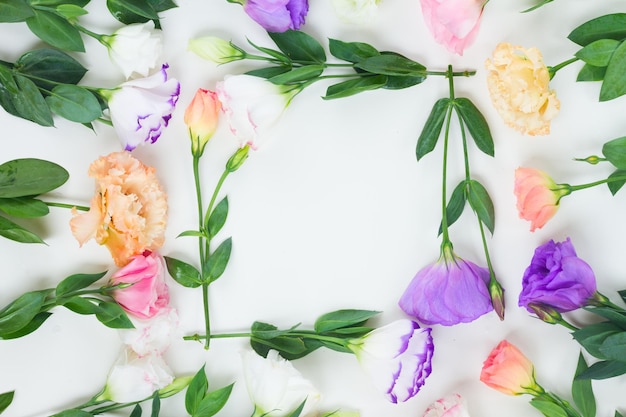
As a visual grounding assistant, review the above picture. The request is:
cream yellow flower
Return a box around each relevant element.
[485,42,560,136]
[71,151,167,266]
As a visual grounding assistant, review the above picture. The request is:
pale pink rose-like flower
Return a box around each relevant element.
[101,21,163,79]
[119,308,180,356]
[70,151,167,266]
[514,167,570,231]
[331,0,380,24]
[419,0,485,55]
[485,43,560,136]
[110,252,169,320]
[423,393,471,417]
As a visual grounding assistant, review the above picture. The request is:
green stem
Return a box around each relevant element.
[440,66,455,248]
[427,70,476,77]
[184,330,349,348]
[44,201,89,211]
[193,155,206,265]
[548,57,579,79]
[567,175,626,192]
[74,24,104,42]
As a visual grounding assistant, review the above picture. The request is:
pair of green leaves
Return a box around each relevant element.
[184,366,233,417]
[416,97,496,235]
[244,30,426,100]
[569,13,626,101]
[0,48,102,126]
[1,0,176,52]
[250,309,379,360]
[0,271,133,340]
[0,158,68,244]
[598,136,626,195]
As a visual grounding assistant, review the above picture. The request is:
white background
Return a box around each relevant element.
[1,1,626,416]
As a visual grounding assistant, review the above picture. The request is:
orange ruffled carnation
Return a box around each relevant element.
[70,151,167,266]
[485,42,560,136]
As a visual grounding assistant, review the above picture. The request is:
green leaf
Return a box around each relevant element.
[323,75,387,100]
[0,158,69,198]
[573,321,623,358]
[602,137,626,169]
[530,398,568,417]
[46,85,102,123]
[269,30,326,63]
[0,391,14,414]
[148,0,177,13]
[50,410,93,417]
[16,48,87,90]
[61,296,100,315]
[618,289,626,304]
[245,66,291,79]
[250,321,294,339]
[0,215,44,243]
[205,237,232,282]
[572,353,596,417]
[151,394,160,417]
[26,9,84,52]
[164,256,202,288]
[0,197,49,218]
[586,306,626,330]
[568,13,626,46]
[467,180,495,234]
[0,290,47,336]
[314,309,380,333]
[576,39,621,67]
[599,332,626,361]
[616,412,625,417]
[129,404,142,417]
[328,39,379,63]
[29,0,89,5]
[416,98,450,160]
[286,400,306,417]
[577,64,607,82]
[354,54,426,77]
[439,180,468,235]
[12,74,54,126]
[575,360,626,380]
[206,197,228,238]
[0,0,33,22]
[56,4,88,19]
[177,230,207,238]
[106,0,159,24]
[0,311,51,339]
[601,40,626,101]
[55,271,107,297]
[192,383,234,417]
[607,170,626,195]
[185,365,208,415]
[455,97,494,156]
[269,65,324,85]
[247,39,291,64]
[251,334,321,360]
[95,301,134,329]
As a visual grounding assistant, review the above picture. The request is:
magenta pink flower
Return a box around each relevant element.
[110,252,169,319]
[419,0,485,55]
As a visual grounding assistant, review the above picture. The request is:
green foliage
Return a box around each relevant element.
[529,398,569,417]
[164,256,202,288]
[454,98,494,157]
[467,180,495,234]
[323,75,386,100]
[572,353,596,417]
[439,180,467,235]
[184,366,233,417]
[314,309,380,333]
[204,237,232,282]
[269,30,326,63]
[0,391,14,414]
[416,98,450,160]
[568,13,626,46]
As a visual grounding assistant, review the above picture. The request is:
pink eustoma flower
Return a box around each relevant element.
[184,88,220,157]
[480,340,541,396]
[514,167,570,231]
[110,252,169,319]
[419,0,485,55]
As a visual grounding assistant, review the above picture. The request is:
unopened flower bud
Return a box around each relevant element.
[188,36,246,64]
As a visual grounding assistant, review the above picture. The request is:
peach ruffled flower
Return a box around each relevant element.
[70,151,167,266]
[485,42,560,136]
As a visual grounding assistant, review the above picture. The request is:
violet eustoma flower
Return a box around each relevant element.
[519,237,597,313]
[398,244,493,325]
[419,0,485,55]
[347,319,434,403]
[239,0,309,32]
[100,64,180,151]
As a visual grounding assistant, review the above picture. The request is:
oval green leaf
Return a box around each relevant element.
[467,180,495,234]
[0,215,44,243]
[600,40,626,101]
[0,197,49,218]
[25,9,84,52]
[323,75,387,100]
[164,256,202,288]
[454,98,494,157]
[46,84,102,123]
[568,13,626,46]
[0,158,69,198]
[205,237,232,282]
[0,0,33,22]
[269,30,326,63]
[576,39,621,67]
[416,98,450,160]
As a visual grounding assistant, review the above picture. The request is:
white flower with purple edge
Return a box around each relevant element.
[101,64,180,151]
[101,21,163,79]
[347,319,434,403]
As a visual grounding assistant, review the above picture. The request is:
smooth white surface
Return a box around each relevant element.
[2,1,626,416]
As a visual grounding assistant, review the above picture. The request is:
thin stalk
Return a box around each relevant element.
[44,201,89,211]
[427,70,476,77]
[439,66,455,248]
[567,175,626,192]
[548,57,579,79]
[183,330,348,348]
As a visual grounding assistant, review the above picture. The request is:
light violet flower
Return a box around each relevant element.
[184,88,221,157]
[98,348,174,403]
[70,151,167,267]
[480,340,541,396]
[110,252,169,319]
[216,74,298,149]
[100,64,180,151]
[119,308,180,356]
[347,319,434,403]
[237,0,309,32]
[485,43,560,135]
[331,0,379,24]
[188,36,246,64]
[419,0,485,55]
[514,167,570,231]
[519,238,596,313]
[100,21,163,79]
[422,393,470,417]
[398,244,493,326]
[241,349,320,417]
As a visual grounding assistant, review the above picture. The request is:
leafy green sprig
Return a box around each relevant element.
[574,136,626,196]
[0,270,135,340]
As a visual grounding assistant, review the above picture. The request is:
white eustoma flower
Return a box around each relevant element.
[241,349,320,417]
[331,0,380,23]
[188,36,246,64]
[119,308,180,357]
[101,64,180,150]
[347,319,434,403]
[100,348,174,403]
[216,74,298,149]
[422,393,471,417]
[101,21,163,79]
